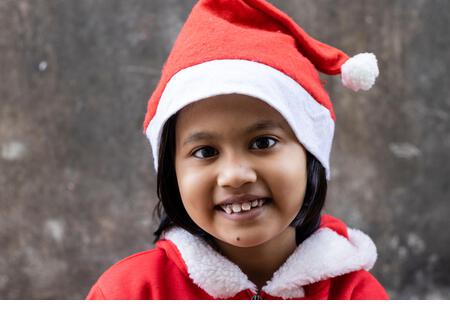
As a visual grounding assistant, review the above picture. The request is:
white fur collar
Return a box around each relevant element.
[162,226,377,299]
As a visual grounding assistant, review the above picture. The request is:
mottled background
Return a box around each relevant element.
[0,0,449,299]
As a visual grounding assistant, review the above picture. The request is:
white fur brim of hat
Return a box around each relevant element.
[146,59,335,180]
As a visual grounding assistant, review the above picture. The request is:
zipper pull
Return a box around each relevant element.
[251,290,263,300]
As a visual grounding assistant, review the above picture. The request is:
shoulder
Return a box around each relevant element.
[330,269,389,300]
[320,214,349,238]
[86,247,171,300]
[100,247,169,279]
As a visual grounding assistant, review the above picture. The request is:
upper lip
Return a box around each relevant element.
[216,194,268,206]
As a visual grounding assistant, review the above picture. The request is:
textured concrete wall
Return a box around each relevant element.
[0,0,448,299]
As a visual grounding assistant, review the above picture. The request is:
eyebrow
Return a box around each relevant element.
[182,120,284,147]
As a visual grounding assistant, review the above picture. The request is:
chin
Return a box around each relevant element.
[221,234,271,248]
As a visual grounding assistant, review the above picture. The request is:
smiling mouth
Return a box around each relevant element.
[215,198,272,214]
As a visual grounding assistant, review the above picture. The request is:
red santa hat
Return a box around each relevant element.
[143,0,379,180]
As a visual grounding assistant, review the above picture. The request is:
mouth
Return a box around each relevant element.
[214,198,272,215]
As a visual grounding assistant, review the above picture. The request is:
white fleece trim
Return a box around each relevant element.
[146,59,335,180]
[163,227,257,299]
[163,226,377,299]
[262,228,377,299]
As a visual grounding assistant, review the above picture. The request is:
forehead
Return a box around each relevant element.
[176,94,290,135]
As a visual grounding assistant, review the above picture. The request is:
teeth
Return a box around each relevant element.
[220,198,267,214]
[231,203,242,213]
[223,206,232,214]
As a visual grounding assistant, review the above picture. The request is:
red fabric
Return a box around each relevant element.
[86,214,389,300]
[143,0,349,132]
[320,213,348,238]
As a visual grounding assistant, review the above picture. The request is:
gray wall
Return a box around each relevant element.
[0,0,448,299]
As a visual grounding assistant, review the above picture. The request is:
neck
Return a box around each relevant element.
[214,227,297,290]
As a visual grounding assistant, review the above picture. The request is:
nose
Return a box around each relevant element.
[217,158,257,189]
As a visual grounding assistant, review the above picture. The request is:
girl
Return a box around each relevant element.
[87,0,388,299]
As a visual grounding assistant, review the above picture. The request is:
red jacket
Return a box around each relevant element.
[86,214,389,300]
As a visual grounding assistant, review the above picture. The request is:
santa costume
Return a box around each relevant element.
[87,0,387,299]
[86,215,388,299]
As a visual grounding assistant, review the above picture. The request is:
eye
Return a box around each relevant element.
[192,146,218,159]
[250,136,278,150]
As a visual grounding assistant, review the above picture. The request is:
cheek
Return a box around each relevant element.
[269,148,307,211]
[176,165,213,212]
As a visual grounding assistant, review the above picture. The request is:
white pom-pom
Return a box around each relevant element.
[341,53,379,92]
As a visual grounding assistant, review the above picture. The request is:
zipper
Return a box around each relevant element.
[251,289,263,300]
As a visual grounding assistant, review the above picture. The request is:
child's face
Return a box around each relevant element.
[175,94,307,248]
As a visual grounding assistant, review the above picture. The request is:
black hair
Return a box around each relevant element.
[152,112,327,246]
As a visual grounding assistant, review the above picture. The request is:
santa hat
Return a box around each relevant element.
[143,0,379,180]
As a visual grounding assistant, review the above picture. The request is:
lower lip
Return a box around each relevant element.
[215,200,270,222]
